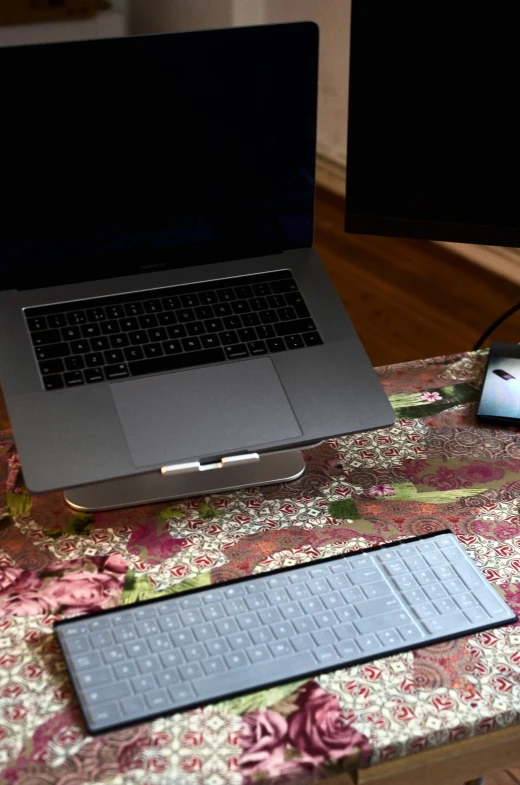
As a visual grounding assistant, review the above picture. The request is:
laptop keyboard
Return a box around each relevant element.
[55,531,517,735]
[24,271,322,391]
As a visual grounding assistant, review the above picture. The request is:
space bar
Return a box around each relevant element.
[128,348,226,377]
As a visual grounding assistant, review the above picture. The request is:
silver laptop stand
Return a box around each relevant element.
[63,450,305,511]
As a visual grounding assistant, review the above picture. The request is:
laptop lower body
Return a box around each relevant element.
[0,248,395,494]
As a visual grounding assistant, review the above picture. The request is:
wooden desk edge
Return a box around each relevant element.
[322,722,520,785]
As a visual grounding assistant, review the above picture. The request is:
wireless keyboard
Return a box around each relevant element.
[55,531,516,734]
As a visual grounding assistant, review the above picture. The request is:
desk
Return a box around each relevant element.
[0,350,519,785]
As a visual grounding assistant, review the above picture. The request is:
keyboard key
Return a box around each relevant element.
[225,344,249,359]
[179,293,199,308]
[334,606,359,623]
[31,328,61,346]
[186,322,205,336]
[362,581,392,599]
[424,584,446,600]
[355,609,411,634]
[179,662,203,680]
[412,603,438,620]
[269,279,297,294]
[335,639,360,659]
[335,622,356,640]
[247,340,268,355]
[303,332,323,347]
[36,343,71,361]
[226,650,249,668]
[110,334,130,349]
[269,641,293,659]
[314,644,337,665]
[104,349,124,364]
[137,654,160,674]
[89,703,122,728]
[266,338,286,352]
[357,634,381,653]
[328,575,350,591]
[105,364,129,380]
[378,629,402,647]
[425,612,471,636]
[356,596,401,616]
[43,374,64,390]
[143,299,161,314]
[90,336,110,351]
[349,568,381,585]
[275,318,317,337]
[84,352,103,368]
[292,633,313,652]
[272,621,295,639]
[64,371,84,387]
[398,623,424,642]
[402,588,427,605]
[27,315,47,331]
[101,320,120,335]
[161,296,180,311]
[293,616,317,634]
[132,674,156,692]
[144,343,164,358]
[77,667,113,688]
[464,606,489,624]
[455,592,477,609]
[341,586,364,604]
[39,358,64,375]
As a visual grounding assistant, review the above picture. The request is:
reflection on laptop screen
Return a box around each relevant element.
[1,24,317,287]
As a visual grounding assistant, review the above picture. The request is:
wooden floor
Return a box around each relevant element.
[2,186,520,430]
[314,187,520,368]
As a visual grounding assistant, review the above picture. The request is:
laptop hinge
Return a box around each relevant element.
[161,453,260,476]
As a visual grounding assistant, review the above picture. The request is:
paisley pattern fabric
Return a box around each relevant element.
[1,349,519,785]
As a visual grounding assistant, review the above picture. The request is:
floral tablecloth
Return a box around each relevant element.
[1,350,520,785]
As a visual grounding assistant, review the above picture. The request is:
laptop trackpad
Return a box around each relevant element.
[110,357,302,468]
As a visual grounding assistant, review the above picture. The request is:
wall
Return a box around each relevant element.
[129,0,232,35]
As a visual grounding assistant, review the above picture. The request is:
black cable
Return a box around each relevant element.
[473,300,520,351]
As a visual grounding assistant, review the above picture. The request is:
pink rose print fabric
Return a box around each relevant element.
[1,350,519,785]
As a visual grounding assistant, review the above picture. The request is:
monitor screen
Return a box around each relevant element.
[345,4,520,247]
[0,23,317,290]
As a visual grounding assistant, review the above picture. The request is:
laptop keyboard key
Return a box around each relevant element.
[125,302,143,316]
[39,358,64,375]
[104,350,124,364]
[162,340,182,354]
[27,316,47,331]
[43,374,64,390]
[186,322,205,336]
[214,303,233,317]
[47,313,67,328]
[62,326,82,341]
[64,371,84,387]
[129,331,148,345]
[143,344,164,359]
[67,312,87,325]
[285,335,305,350]
[100,321,120,335]
[110,334,130,349]
[65,356,85,371]
[81,324,101,339]
[201,334,220,349]
[225,344,249,359]
[248,340,267,355]
[85,368,104,384]
[129,348,226,377]
[105,364,129,380]
[182,337,202,352]
[275,319,317,337]
[31,329,61,346]
[304,332,323,347]
[36,343,71,360]
[266,338,286,353]
[90,337,110,351]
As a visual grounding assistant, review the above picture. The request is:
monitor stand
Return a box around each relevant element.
[63,450,306,512]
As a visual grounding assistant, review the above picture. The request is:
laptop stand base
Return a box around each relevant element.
[63,450,306,512]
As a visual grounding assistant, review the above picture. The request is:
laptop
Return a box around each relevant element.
[0,22,394,494]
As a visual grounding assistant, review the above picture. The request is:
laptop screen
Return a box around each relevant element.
[0,23,317,291]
